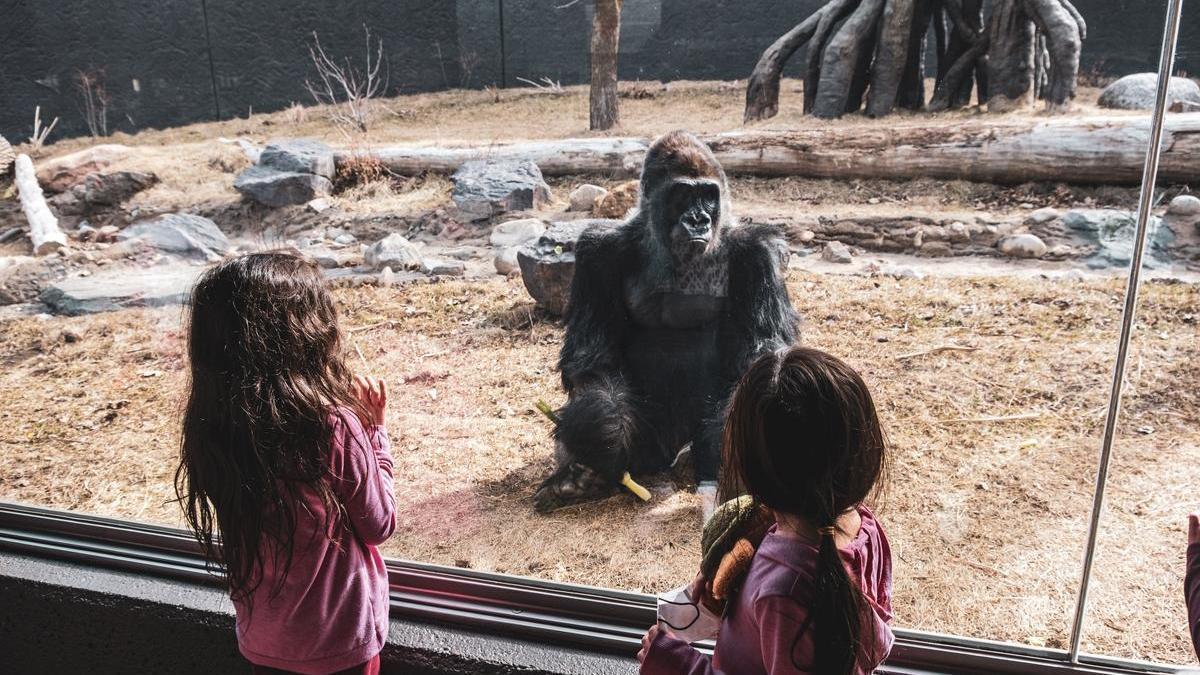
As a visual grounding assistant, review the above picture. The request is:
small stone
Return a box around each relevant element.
[947,221,969,243]
[364,233,422,271]
[821,241,853,264]
[1019,202,1034,209]
[568,184,608,212]
[97,225,119,243]
[334,233,357,245]
[494,247,521,275]
[422,258,466,276]
[1168,194,1200,216]
[919,241,952,257]
[592,180,639,219]
[61,329,82,343]
[999,233,1048,258]
[798,230,815,243]
[1027,207,1060,224]
[889,266,925,280]
[77,223,98,242]
[490,218,547,249]
[867,197,880,205]
[307,197,332,213]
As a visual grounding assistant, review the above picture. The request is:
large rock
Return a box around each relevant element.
[1063,208,1171,264]
[36,144,133,192]
[1098,73,1200,111]
[1168,194,1200,217]
[234,165,333,207]
[259,139,335,179]
[517,219,620,315]
[40,265,202,315]
[821,240,853,263]
[451,160,553,221]
[365,233,422,271]
[52,170,158,215]
[117,213,231,261]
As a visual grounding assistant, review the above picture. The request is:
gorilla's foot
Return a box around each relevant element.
[533,462,614,513]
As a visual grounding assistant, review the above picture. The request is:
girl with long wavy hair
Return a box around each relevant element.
[638,346,894,674]
[176,252,395,675]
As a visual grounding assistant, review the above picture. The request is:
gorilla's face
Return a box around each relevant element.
[662,178,721,255]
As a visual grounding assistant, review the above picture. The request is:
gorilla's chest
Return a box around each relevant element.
[624,252,729,329]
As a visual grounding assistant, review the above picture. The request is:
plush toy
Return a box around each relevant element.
[696,495,774,614]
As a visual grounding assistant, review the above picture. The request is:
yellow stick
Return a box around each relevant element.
[621,472,651,502]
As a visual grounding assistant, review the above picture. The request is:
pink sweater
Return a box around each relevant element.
[234,410,396,674]
[641,507,894,675]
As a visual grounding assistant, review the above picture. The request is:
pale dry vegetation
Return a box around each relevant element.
[0,272,1195,663]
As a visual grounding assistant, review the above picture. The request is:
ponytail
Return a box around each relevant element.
[807,524,867,674]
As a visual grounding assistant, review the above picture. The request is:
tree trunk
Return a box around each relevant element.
[589,0,622,131]
[745,0,1083,120]
[14,154,66,256]
[745,9,826,122]
[865,0,915,117]
[353,115,1200,186]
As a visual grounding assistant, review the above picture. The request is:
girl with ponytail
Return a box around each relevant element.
[638,346,893,674]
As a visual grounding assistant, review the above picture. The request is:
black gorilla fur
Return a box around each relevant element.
[533,130,799,512]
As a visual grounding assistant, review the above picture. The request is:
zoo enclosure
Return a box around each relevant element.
[2,0,1199,141]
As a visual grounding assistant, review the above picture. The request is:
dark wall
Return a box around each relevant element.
[1,0,1196,143]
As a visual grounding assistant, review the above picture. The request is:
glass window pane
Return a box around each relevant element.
[0,1,1187,667]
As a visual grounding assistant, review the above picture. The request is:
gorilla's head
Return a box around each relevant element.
[638,130,731,258]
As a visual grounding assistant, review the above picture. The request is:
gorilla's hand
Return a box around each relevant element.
[533,462,613,513]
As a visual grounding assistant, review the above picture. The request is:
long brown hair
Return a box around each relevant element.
[719,346,888,674]
[175,252,370,601]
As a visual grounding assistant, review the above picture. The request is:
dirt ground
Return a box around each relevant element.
[0,270,1196,664]
[1,79,1197,665]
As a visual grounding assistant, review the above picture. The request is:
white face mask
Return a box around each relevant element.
[656,583,722,643]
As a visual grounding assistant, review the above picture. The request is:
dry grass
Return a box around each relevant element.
[0,272,1195,664]
[19,79,1124,158]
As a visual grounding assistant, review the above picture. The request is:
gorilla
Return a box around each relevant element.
[533,130,799,512]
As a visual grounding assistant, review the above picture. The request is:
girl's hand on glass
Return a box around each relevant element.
[1189,513,1200,546]
[637,624,660,664]
[354,375,388,427]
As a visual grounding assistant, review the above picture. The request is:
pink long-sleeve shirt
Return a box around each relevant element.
[641,506,894,675]
[234,409,396,675]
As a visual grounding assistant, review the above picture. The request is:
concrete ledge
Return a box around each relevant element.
[0,551,634,675]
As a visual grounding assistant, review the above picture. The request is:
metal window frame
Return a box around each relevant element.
[0,502,1184,674]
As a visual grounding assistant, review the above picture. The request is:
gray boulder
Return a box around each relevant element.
[234,165,333,207]
[998,233,1047,258]
[259,139,336,178]
[117,213,231,261]
[52,170,159,215]
[1098,73,1200,110]
[365,233,422,271]
[517,219,620,315]
[41,265,202,315]
[1168,194,1200,216]
[1063,208,1171,265]
[452,160,553,221]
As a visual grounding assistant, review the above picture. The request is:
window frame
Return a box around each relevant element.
[0,502,1182,674]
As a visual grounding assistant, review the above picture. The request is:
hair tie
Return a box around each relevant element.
[817,526,837,537]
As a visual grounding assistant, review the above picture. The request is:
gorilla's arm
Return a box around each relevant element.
[558,228,636,393]
[722,224,800,377]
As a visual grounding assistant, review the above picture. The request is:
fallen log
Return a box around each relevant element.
[344,113,1200,186]
[14,154,66,255]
